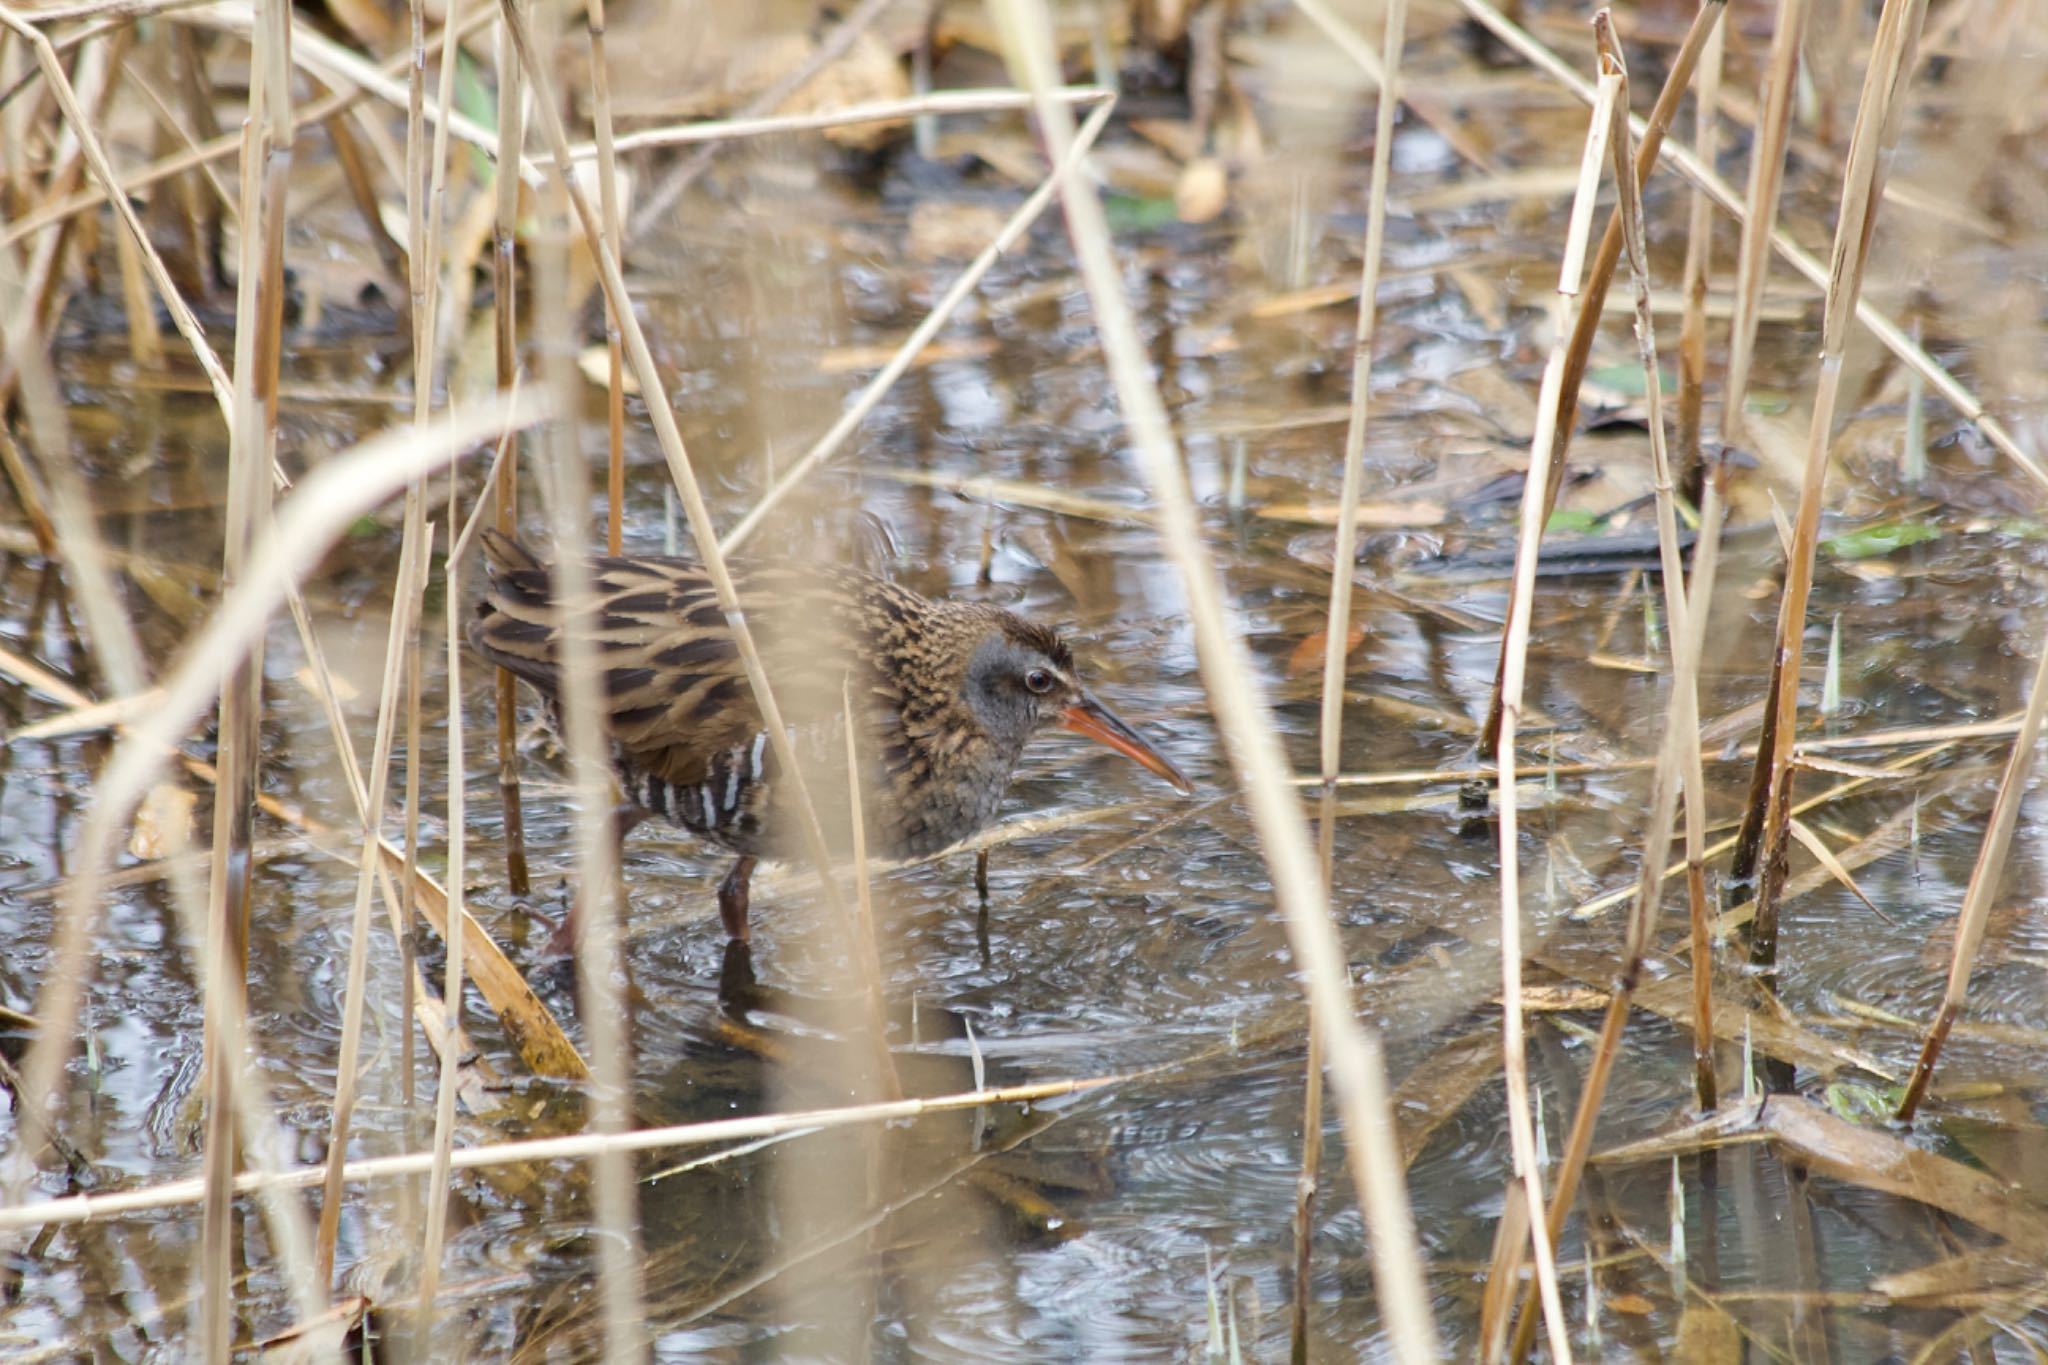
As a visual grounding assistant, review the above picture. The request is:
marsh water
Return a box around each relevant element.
[6,7,2048,1361]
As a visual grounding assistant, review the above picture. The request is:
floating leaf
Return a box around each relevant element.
[1822,519,1942,559]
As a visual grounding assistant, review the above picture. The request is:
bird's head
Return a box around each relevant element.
[961,614,1193,794]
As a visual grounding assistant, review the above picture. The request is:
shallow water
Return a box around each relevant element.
[8,8,2048,1361]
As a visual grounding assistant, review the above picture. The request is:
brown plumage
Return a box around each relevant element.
[468,529,1191,942]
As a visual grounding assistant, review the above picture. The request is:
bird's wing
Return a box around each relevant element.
[469,530,884,788]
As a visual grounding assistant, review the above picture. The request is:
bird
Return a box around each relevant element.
[468,529,1193,947]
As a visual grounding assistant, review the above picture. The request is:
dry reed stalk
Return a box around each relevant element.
[1627,19,1726,1115]
[842,681,906,1100]
[1720,0,1808,447]
[492,5,531,899]
[991,1,1439,1357]
[1,222,363,1365]
[1485,35,1627,1365]
[322,107,408,297]
[1504,23,1706,1355]
[1894,625,2048,1119]
[400,0,431,1129]
[4,31,115,387]
[1475,0,1728,756]
[414,523,469,1340]
[624,0,899,243]
[1674,19,1723,502]
[1735,0,1931,984]
[311,525,430,1285]
[0,416,55,554]
[0,1073,1120,1234]
[1579,728,1977,924]
[581,0,626,554]
[719,96,1116,554]
[202,0,294,1327]
[491,0,892,1086]
[0,2,499,249]
[10,390,545,1140]
[408,0,466,1108]
[283,435,588,1087]
[117,56,238,226]
[1296,0,1408,1354]
[107,161,163,367]
[1448,0,2048,492]
[1681,462,1727,1110]
[572,85,1108,158]
[531,151,648,1359]
[170,7,517,169]
[0,3,233,414]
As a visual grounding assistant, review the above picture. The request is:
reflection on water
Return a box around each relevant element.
[8,28,2048,1364]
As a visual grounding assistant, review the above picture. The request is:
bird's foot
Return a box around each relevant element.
[717,938,764,1018]
[718,855,756,943]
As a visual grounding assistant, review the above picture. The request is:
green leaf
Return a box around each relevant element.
[1545,507,1604,535]
[1102,192,1179,233]
[1823,1080,1901,1126]
[1822,519,1942,559]
[1585,362,1675,397]
[1744,389,1792,416]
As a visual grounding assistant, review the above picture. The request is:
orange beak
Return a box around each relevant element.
[1060,691,1194,794]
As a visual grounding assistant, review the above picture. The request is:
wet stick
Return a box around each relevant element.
[1507,24,1704,1356]
[1736,0,1933,995]
[1476,0,1730,755]
[992,1,1440,1358]
[492,3,530,900]
[1675,20,1724,503]
[1297,0,1408,1355]
[1895,621,2048,1119]
[1490,30,1626,1365]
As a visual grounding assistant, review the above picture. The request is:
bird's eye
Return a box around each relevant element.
[1023,668,1055,695]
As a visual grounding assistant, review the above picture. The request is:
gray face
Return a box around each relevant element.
[964,634,1078,751]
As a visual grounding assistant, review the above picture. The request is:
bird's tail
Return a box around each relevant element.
[467,529,561,687]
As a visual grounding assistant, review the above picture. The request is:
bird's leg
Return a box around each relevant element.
[718,855,757,943]
[974,847,991,902]
[539,801,651,958]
